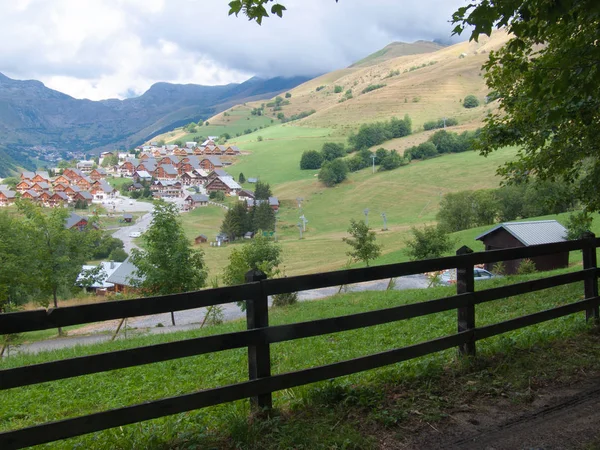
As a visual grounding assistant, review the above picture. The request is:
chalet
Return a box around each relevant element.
[123,213,133,223]
[185,194,209,209]
[53,174,72,186]
[136,159,157,174]
[30,182,50,193]
[21,190,39,201]
[32,171,50,183]
[62,168,86,180]
[64,185,82,200]
[65,212,91,230]
[77,160,94,172]
[89,168,107,181]
[74,176,93,191]
[151,180,182,198]
[200,156,223,171]
[38,190,53,204]
[202,139,216,147]
[53,182,68,192]
[0,189,16,207]
[16,180,33,194]
[77,261,123,293]
[207,169,231,183]
[194,234,208,244]
[181,171,206,186]
[105,258,142,293]
[475,220,569,274]
[73,191,93,206]
[159,155,179,166]
[193,146,205,156]
[173,147,188,157]
[91,180,115,200]
[225,145,241,155]
[247,197,280,211]
[178,159,202,175]
[129,182,144,192]
[139,152,153,161]
[133,170,153,182]
[48,192,70,207]
[155,164,178,180]
[238,189,255,202]
[20,171,35,182]
[119,159,139,175]
[205,176,241,196]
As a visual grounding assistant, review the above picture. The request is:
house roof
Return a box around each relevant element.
[65,212,87,229]
[187,194,209,202]
[24,189,39,198]
[238,189,255,198]
[22,171,35,179]
[196,234,208,239]
[0,189,16,199]
[134,170,152,179]
[123,213,133,219]
[220,177,242,190]
[77,261,123,289]
[203,156,223,165]
[106,258,142,287]
[52,192,70,200]
[475,220,567,246]
[160,164,178,175]
[36,171,50,179]
[77,191,93,200]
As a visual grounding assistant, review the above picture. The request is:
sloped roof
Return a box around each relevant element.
[65,212,87,229]
[77,261,123,289]
[187,194,209,202]
[220,177,241,190]
[106,258,142,287]
[475,220,567,246]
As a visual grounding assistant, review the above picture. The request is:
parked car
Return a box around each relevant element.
[129,231,142,238]
[439,268,499,285]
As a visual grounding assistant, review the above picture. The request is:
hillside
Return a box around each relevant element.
[350,40,445,68]
[0,74,310,176]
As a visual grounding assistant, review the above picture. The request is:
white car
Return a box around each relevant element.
[439,268,499,285]
[129,231,142,238]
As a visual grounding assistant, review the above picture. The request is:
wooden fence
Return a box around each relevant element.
[0,234,598,449]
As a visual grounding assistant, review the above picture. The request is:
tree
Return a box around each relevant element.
[239,172,246,184]
[101,154,119,167]
[0,210,32,310]
[321,142,345,161]
[221,202,248,241]
[253,201,276,232]
[130,202,207,324]
[334,85,343,93]
[405,225,454,260]
[565,211,594,240]
[285,92,292,98]
[343,219,381,267]
[254,180,272,199]
[380,150,406,171]
[436,191,475,232]
[319,158,348,186]
[452,0,600,211]
[108,248,128,262]
[222,234,282,309]
[462,95,480,109]
[300,150,324,169]
[2,177,19,189]
[18,201,100,334]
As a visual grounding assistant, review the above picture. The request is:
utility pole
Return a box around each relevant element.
[443,117,447,129]
[297,222,303,239]
[371,155,377,174]
[381,212,387,231]
[296,197,304,209]
[364,208,370,226]
[300,214,308,232]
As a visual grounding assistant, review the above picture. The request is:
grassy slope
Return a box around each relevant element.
[0,269,594,448]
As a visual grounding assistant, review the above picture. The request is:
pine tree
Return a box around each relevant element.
[253,201,275,232]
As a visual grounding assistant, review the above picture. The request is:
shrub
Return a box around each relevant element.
[257,136,263,142]
[347,115,411,150]
[285,92,291,98]
[405,225,454,260]
[361,84,386,94]
[300,150,324,170]
[334,85,343,93]
[492,261,506,275]
[315,85,325,92]
[108,248,128,262]
[380,150,407,171]
[565,211,594,240]
[318,159,349,187]
[321,142,346,161]
[517,258,537,274]
[423,117,459,131]
[272,291,298,307]
[404,141,437,160]
[288,110,316,121]
[463,95,480,108]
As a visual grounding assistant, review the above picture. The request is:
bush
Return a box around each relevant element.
[423,117,459,131]
[347,115,411,150]
[318,159,349,187]
[405,225,454,260]
[380,150,407,171]
[463,95,480,108]
[257,136,263,142]
[108,248,128,262]
[334,85,343,93]
[517,258,537,274]
[272,291,298,307]
[300,150,324,170]
[285,92,291,98]
[288,110,316,121]
[565,211,594,240]
[404,141,437,160]
[361,84,386,94]
[315,85,325,92]
[209,191,225,201]
[321,142,346,161]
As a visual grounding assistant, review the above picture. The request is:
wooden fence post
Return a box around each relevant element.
[582,231,599,324]
[456,245,476,356]
[245,269,273,411]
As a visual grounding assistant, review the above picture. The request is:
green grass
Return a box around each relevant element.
[0,269,595,448]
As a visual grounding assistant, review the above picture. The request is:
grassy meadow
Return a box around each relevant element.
[1,268,597,448]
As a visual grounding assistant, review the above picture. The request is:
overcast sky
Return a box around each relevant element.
[0,0,467,100]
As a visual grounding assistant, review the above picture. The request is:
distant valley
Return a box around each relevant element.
[0,74,310,176]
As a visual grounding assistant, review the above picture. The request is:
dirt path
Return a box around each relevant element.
[409,377,600,449]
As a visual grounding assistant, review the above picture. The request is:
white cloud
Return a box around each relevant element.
[0,0,467,100]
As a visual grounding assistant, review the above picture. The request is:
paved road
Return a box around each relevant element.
[12,274,430,355]
[109,196,154,253]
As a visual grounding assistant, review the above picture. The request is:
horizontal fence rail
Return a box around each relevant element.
[0,236,598,449]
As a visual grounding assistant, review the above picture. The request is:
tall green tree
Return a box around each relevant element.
[405,225,454,261]
[130,202,207,324]
[221,202,249,240]
[452,0,600,211]
[0,211,31,311]
[18,201,100,334]
[254,180,272,199]
[343,219,381,267]
[253,201,276,232]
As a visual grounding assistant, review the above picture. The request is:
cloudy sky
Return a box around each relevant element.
[0,0,467,101]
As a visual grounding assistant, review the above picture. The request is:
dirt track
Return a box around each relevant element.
[410,377,600,450]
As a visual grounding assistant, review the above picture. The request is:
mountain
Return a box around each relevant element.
[0,74,310,175]
[349,40,445,68]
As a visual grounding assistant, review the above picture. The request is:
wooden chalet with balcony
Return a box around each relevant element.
[0,189,16,207]
[89,168,107,181]
[155,164,178,180]
[205,176,241,196]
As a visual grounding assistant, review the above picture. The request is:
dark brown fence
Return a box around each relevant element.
[0,234,598,449]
